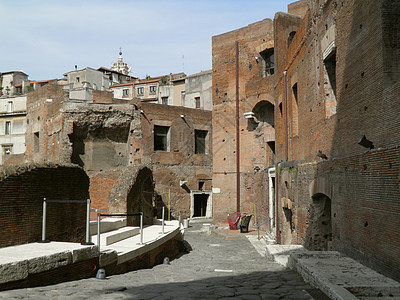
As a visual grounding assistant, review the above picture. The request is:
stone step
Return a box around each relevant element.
[91,226,140,246]
[89,217,127,235]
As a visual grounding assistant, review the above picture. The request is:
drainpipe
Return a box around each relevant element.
[275,163,280,243]
[283,70,288,161]
[235,41,240,213]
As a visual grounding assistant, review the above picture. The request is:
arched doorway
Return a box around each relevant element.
[308,193,332,251]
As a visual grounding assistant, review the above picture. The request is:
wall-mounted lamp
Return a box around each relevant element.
[244,111,259,123]
[357,135,374,149]
[255,56,259,63]
[180,180,188,187]
[140,110,144,114]
[316,150,328,160]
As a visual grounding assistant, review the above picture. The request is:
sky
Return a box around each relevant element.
[0,0,294,81]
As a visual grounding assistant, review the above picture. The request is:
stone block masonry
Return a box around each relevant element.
[0,163,89,247]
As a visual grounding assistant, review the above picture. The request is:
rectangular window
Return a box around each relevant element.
[76,77,80,83]
[260,49,274,76]
[195,130,208,154]
[2,145,12,156]
[122,89,129,97]
[154,125,170,151]
[162,97,168,105]
[195,97,201,109]
[137,87,144,95]
[15,87,22,94]
[7,101,13,113]
[181,91,185,106]
[5,121,11,135]
[291,83,299,137]
[34,132,40,152]
[324,50,337,118]
[149,86,156,94]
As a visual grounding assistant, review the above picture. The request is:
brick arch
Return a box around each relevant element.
[252,100,275,127]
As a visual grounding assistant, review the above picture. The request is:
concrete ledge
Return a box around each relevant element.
[99,249,118,267]
[117,226,182,264]
[89,217,127,235]
[91,226,140,246]
[288,251,400,300]
[0,261,28,284]
[265,244,305,267]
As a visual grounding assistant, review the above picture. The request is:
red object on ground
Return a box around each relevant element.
[227,212,241,230]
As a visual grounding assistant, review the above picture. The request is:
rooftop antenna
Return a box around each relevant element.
[182,54,185,72]
[119,47,122,56]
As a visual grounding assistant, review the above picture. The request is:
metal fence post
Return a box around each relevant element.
[97,213,101,252]
[162,207,165,234]
[82,199,94,245]
[140,212,143,245]
[39,198,50,243]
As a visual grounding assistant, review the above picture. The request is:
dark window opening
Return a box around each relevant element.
[162,97,168,105]
[279,102,283,115]
[260,49,274,76]
[292,83,299,137]
[267,141,275,155]
[195,130,208,154]
[288,31,296,47]
[154,125,169,151]
[34,132,39,152]
[5,121,11,135]
[324,52,336,97]
[198,181,205,190]
[195,97,201,108]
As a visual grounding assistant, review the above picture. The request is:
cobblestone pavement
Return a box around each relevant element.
[0,222,316,299]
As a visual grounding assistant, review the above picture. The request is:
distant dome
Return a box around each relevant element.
[111,48,131,75]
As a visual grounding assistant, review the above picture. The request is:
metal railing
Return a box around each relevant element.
[97,212,143,252]
[39,198,93,245]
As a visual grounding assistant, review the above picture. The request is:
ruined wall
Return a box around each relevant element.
[274,0,400,281]
[277,147,400,281]
[25,84,66,163]
[130,102,212,219]
[0,164,89,248]
[212,18,275,227]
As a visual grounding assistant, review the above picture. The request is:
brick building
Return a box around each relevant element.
[213,0,400,281]
[25,82,212,222]
[211,16,282,232]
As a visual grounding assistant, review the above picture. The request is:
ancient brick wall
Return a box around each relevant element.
[274,0,400,281]
[130,102,213,220]
[277,146,400,281]
[212,18,276,227]
[0,164,89,248]
[25,84,65,163]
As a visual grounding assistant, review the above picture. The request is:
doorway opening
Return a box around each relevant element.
[190,191,212,218]
[268,167,276,238]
